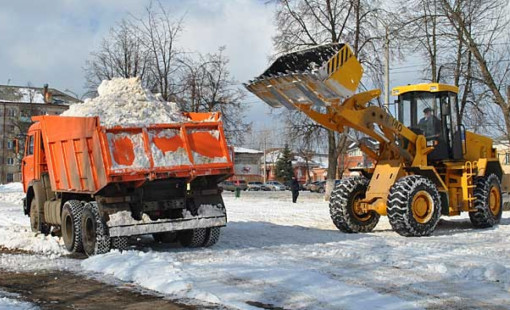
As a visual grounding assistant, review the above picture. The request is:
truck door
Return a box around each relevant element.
[22,133,35,190]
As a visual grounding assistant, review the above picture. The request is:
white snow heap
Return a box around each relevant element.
[62,77,187,127]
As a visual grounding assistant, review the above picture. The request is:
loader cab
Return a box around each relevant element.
[393,83,464,161]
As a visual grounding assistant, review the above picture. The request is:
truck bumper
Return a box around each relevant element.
[107,215,227,237]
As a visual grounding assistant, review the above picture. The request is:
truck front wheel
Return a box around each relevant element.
[61,200,84,253]
[30,197,50,235]
[81,202,111,256]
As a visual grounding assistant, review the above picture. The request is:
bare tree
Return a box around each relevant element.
[439,0,510,141]
[179,47,250,145]
[84,19,151,95]
[272,0,385,198]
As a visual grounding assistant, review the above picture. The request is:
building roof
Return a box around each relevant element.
[0,85,80,105]
[234,146,263,154]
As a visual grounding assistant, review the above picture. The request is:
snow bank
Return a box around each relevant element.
[0,185,67,256]
[0,182,23,193]
[0,290,36,310]
[62,77,187,127]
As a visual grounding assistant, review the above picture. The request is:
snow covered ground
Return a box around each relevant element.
[1,184,510,309]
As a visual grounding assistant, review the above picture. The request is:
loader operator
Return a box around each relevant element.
[418,107,441,139]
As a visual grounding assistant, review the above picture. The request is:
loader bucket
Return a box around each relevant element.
[245,43,363,109]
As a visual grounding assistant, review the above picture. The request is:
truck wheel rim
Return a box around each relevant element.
[489,186,501,216]
[84,217,95,245]
[64,214,73,242]
[412,190,434,224]
[352,192,371,222]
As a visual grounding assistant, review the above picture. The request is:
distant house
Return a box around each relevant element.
[494,140,510,174]
[232,147,263,182]
[0,84,80,183]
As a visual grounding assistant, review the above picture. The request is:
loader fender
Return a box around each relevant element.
[477,159,503,181]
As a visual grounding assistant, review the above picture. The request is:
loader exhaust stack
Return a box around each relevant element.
[245,43,363,109]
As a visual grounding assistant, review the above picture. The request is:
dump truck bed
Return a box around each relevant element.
[33,112,233,194]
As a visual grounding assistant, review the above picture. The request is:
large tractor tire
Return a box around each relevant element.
[469,173,502,228]
[329,177,380,233]
[387,175,441,237]
[203,227,221,247]
[179,229,207,247]
[30,197,50,235]
[81,202,111,256]
[61,200,84,253]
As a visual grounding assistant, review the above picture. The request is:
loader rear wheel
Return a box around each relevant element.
[329,177,380,233]
[61,200,84,253]
[30,198,50,235]
[81,202,111,256]
[387,175,441,237]
[469,174,502,228]
[179,229,207,247]
[203,227,221,247]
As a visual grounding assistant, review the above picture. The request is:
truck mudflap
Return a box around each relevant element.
[106,204,227,237]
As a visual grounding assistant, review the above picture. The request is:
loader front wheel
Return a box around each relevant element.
[329,177,380,233]
[81,202,111,256]
[387,176,441,237]
[469,174,502,228]
[61,200,84,253]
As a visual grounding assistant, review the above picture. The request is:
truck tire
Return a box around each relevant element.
[61,200,84,253]
[111,237,129,251]
[329,177,380,233]
[179,229,207,247]
[30,197,50,235]
[81,202,111,256]
[469,174,502,228]
[153,232,177,243]
[203,227,221,247]
[387,175,441,237]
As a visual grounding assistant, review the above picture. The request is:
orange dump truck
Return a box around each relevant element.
[21,112,233,255]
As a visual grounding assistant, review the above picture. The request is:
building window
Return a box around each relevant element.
[6,158,14,165]
[7,140,14,149]
[505,153,510,165]
[7,109,17,117]
[7,125,15,133]
[6,173,13,183]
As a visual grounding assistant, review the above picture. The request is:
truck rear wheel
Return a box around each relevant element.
[30,197,50,235]
[179,229,207,247]
[329,177,380,233]
[61,200,84,253]
[81,202,111,256]
[387,175,441,237]
[203,227,221,247]
[470,174,502,228]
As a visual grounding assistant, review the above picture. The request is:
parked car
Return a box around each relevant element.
[310,180,326,193]
[311,180,343,193]
[248,181,264,191]
[219,180,248,192]
[264,180,286,191]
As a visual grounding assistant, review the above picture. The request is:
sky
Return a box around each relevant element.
[0,0,276,125]
[0,0,421,134]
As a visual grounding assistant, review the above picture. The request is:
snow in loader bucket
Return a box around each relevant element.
[245,43,363,109]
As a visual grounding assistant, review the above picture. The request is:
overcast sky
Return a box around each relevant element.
[0,0,276,124]
[0,0,420,132]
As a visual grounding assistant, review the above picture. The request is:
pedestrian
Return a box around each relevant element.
[290,176,300,203]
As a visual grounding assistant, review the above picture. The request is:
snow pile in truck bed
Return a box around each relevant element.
[61,77,187,127]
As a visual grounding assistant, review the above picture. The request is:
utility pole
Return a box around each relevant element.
[384,25,390,109]
[263,134,267,183]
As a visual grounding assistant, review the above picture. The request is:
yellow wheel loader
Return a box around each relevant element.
[246,43,510,236]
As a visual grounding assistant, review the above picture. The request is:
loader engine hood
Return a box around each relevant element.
[245,43,363,109]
